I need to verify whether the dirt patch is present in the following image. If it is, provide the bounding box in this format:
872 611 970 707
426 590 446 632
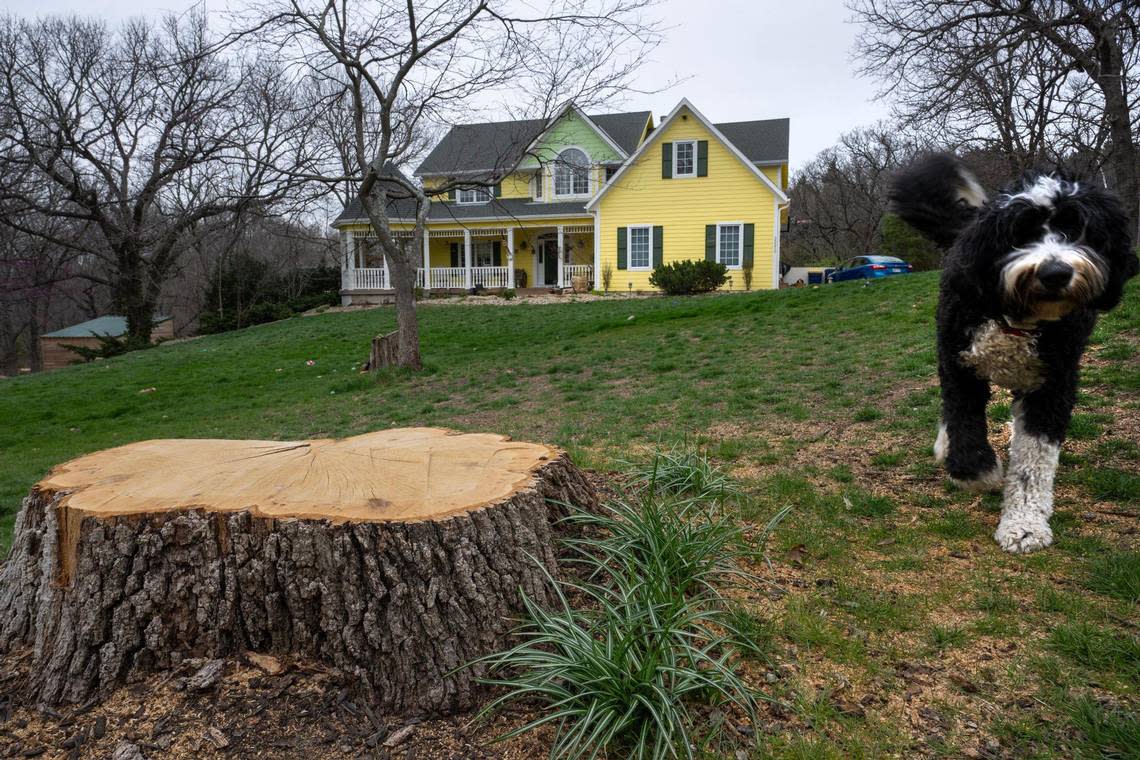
0 651 549 760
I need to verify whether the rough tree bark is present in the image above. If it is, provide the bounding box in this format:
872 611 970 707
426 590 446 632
0 428 597 713
369 329 400 370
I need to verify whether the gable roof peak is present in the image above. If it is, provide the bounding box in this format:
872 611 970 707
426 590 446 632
585 98 789 210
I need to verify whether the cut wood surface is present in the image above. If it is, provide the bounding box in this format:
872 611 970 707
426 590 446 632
0 427 597 713
42 427 560 521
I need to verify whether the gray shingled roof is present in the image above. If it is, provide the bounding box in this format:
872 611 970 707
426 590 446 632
43 314 171 338
588 112 652 155
414 111 652 176
334 197 588 225
713 119 789 164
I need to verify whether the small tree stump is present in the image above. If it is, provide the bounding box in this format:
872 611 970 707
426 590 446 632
369 329 399 370
0 428 596 712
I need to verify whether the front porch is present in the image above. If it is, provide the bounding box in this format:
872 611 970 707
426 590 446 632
341 224 594 303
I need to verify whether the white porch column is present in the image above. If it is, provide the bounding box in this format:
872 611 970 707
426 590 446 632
422 232 431 292
464 229 473 290
341 231 353 291
506 228 516 288
556 225 565 288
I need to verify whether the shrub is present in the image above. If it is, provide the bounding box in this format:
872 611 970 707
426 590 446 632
198 254 340 334
880 213 941 271
649 260 728 295
61 333 156 362
742 265 754 291
501 288 517 300
601 261 614 291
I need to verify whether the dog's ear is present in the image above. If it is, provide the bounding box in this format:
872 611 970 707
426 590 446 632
1082 189 1139 311
951 203 1011 305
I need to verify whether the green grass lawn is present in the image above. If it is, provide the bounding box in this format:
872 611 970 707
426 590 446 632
2 272 1137 758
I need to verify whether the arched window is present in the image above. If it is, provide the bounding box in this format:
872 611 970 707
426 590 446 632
554 148 590 196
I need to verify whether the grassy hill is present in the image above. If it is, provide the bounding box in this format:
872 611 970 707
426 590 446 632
2 273 1137 757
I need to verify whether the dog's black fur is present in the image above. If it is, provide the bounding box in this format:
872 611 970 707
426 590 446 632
891 154 1138 487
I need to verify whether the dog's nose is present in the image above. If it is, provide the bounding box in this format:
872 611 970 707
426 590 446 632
1037 259 1073 289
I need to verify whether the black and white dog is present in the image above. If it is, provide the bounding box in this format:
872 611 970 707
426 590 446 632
890 154 1138 554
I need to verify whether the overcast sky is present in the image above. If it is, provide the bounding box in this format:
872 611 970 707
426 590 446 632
0 0 892 172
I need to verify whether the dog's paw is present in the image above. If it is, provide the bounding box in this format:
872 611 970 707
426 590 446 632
994 513 1053 554
951 462 1004 493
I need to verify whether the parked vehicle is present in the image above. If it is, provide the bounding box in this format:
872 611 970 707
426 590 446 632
826 255 912 282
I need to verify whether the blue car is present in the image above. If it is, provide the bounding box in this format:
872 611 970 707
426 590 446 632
827 255 912 283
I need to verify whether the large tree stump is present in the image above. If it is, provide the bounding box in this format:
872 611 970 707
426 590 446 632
0 427 596 713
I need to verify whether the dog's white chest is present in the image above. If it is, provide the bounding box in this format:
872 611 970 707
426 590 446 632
958 320 1046 392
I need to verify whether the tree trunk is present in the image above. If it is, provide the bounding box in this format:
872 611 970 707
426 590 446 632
0 303 20 376
115 249 156 346
1097 68 1140 240
389 254 422 370
25 309 42 373
0 428 597 713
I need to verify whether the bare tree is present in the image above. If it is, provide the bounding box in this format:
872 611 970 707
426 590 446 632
242 0 662 370
0 12 316 344
850 0 1140 235
787 124 928 265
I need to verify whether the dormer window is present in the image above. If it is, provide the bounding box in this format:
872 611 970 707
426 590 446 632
457 187 492 204
554 148 590 196
673 141 696 177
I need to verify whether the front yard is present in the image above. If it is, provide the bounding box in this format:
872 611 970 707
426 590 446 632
1 272 1136 757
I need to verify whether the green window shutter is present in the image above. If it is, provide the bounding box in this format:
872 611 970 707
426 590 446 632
617 227 628 270
450 243 459 267
448 188 456 201
661 142 673 179
697 141 708 177
705 225 717 262
492 241 502 266
652 226 663 268
742 224 755 267
493 182 502 198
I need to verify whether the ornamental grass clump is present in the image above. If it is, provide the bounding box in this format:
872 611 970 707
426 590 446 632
471 491 768 760
625 446 741 503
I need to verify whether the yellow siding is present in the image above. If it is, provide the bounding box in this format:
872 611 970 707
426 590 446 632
500 171 534 198
596 106 782 291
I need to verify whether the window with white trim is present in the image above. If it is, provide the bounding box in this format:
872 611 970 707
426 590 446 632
457 187 491 204
628 226 651 270
717 223 742 268
474 241 494 267
674 141 696 177
554 148 590 196
532 172 543 199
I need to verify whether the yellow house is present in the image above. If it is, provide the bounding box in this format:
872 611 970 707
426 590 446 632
332 99 788 302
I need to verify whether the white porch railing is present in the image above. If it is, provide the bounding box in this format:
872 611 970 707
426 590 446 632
427 267 467 289
563 264 593 285
471 266 511 288
350 265 519 291
353 268 389 290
